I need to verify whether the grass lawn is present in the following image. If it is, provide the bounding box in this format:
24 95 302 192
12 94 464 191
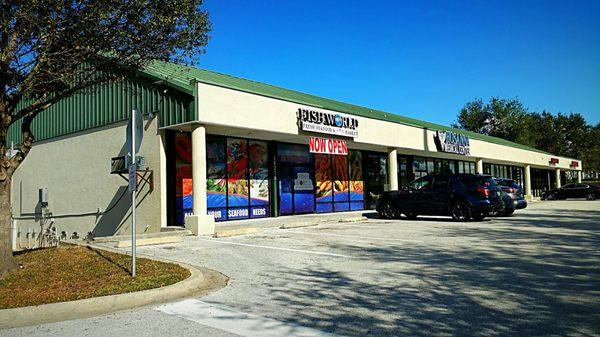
0 245 190 309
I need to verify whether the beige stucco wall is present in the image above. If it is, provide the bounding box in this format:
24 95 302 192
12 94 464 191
10 117 163 249
197 82 581 170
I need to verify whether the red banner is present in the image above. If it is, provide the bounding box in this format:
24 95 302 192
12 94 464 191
309 137 348 155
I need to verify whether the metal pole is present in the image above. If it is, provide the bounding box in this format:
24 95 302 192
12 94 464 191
131 110 137 277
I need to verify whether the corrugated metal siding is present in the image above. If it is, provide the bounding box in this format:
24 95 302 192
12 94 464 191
6 79 194 145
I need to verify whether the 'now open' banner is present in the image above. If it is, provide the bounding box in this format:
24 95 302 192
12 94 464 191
309 136 348 155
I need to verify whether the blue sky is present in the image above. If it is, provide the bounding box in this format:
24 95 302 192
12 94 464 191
199 0 600 126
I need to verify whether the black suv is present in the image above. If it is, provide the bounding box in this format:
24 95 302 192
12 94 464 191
377 174 504 221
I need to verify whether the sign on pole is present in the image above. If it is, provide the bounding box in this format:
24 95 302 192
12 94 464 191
128 164 137 192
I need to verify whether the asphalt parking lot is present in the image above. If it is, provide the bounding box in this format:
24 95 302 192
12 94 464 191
5 200 600 337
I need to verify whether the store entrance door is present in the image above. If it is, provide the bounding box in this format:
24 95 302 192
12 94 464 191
278 163 315 215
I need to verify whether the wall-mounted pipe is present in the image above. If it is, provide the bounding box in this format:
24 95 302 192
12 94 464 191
11 219 17 251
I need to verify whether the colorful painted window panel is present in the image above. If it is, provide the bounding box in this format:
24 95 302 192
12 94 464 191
249 141 269 206
315 154 333 203
349 151 364 202
334 202 350 212
227 138 249 207
333 155 349 202
206 137 227 209
175 134 193 224
316 202 334 213
293 166 315 213
277 143 311 164
350 201 364 211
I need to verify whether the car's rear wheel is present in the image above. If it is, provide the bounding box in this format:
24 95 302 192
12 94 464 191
502 208 515 216
378 200 399 219
450 201 471 222
547 193 556 200
586 193 596 201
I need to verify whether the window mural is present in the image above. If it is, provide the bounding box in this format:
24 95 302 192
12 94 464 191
315 154 333 213
349 150 364 210
205 136 270 221
249 141 270 218
206 136 227 221
314 150 364 213
226 138 249 219
175 133 193 225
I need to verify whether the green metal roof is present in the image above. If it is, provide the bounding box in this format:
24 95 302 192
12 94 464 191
143 61 550 155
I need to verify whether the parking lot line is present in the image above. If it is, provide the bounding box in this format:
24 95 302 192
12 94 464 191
289 230 424 243
196 238 352 258
156 299 344 337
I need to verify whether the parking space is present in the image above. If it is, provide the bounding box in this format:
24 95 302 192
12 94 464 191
5 200 600 337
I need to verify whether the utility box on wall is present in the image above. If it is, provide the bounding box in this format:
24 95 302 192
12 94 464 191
39 187 49 208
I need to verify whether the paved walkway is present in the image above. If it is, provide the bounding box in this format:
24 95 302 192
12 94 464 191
4 200 600 337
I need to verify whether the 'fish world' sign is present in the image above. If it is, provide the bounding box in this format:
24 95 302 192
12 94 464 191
435 130 470 156
297 108 358 138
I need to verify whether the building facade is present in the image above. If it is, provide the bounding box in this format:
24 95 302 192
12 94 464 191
7 62 583 244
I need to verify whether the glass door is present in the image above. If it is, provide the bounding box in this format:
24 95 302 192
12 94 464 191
364 152 387 209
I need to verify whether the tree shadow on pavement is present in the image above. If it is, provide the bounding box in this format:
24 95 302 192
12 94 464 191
261 208 600 337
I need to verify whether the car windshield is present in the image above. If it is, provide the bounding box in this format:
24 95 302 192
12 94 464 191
460 176 497 189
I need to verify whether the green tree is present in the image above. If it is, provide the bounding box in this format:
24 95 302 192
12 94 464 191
453 97 530 142
0 0 211 275
581 123 600 173
455 98 600 174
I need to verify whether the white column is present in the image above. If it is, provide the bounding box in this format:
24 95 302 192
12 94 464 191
192 125 207 216
524 164 532 199
577 171 582 183
159 131 168 228
476 158 484 174
555 168 561 188
186 125 215 235
387 148 398 191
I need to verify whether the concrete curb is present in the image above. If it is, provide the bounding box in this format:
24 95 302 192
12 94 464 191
0 244 228 330
280 222 318 229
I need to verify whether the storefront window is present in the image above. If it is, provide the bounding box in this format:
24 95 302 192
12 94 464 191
315 154 333 213
398 156 410 188
483 163 525 187
413 157 427 179
193 136 271 222
227 139 249 219
277 143 315 215
349 151 365 210
249 141 270 218
175 133 194 225
365 153 387 209
315 150 364 213
206 136 227 221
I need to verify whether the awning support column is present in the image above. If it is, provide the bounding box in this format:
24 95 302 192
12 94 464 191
387 148 398 191
555 168 561 188
524 164 532 200
476 158 484 174
185 124 215 235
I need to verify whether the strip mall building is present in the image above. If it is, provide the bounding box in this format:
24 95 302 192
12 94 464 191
7 62 583 241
